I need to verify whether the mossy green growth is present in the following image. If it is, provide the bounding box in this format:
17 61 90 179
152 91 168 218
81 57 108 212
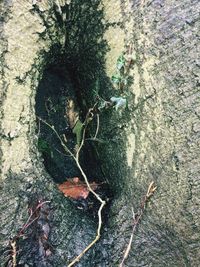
38 137 51 155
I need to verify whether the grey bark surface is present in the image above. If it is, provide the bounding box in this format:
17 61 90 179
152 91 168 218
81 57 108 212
98 1 200 266
0 0 200 267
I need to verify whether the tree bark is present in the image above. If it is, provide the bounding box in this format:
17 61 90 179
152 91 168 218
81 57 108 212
0 1 96 266
99 1 200 266
0 0 200 266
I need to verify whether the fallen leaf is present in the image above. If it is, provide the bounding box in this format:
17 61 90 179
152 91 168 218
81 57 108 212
58 177 98 200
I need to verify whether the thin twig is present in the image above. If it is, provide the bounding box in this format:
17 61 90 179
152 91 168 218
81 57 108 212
85 137 107 144
17 201 50 238
8 200 50 267
119 181 157 267
119 208 135 266
37 117 75 159
68 111 106 266
37 111 106 267
17 209 33 237
94 114 100 139
54 147 72 157
37 118 41 136
10 239 17 267
67 200 105 267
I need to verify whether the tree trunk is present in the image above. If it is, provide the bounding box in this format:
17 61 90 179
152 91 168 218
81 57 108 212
0 0 199 267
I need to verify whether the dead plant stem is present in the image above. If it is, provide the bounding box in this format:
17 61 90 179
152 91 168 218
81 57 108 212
69 114 106 266
37 117 75 159
94 114 100 139
8 200 50 267
119 181 156 267
10 239 17 267
37 112 106 267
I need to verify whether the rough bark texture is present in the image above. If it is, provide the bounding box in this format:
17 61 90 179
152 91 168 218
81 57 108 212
0 0 200 267
98 0 200 266
0 1 97 266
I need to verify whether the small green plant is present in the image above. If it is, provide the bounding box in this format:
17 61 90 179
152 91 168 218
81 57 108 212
93 51 133 113
111 53 131 92
112 55 125 91
36 44 134 267
38 137 51 155
116 54 126 70
110 48 134 111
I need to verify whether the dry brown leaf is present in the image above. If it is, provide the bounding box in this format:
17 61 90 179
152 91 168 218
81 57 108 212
58 177 98 200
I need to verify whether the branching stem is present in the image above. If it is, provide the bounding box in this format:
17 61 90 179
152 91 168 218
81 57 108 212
37 117 75 159
37 109 106 267
119 182 157 267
